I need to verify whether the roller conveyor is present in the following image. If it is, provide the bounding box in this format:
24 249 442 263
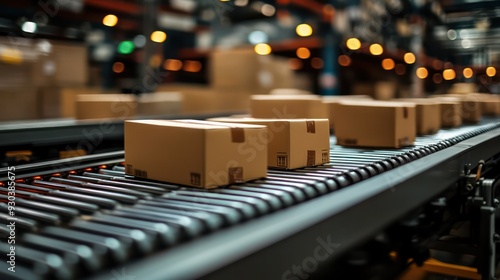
0 118 499 279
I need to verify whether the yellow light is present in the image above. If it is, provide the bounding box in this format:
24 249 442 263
338 55 351 67
296 47 310 59
486 66 496 77
0 48 23 64
112 62 125 73
288 58 302 70
183 60 202 72
296 24 313 37
463 67 473 78
395 64 406 75
369 44 383 55
443 69 456 80
103 14 118 27
433 73 443 84
164 59 183 71
311 57 324 69
381 58 395 70
254 43 272 55
403 52 416 64
416 67 428 79
346 38 361 50
151 31 167 43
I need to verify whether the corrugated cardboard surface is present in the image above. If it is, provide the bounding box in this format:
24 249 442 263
125 120 267 188
208 118 330 169
333 101 416 148
396 98 441 135
251 95 329 119
76 94 136 120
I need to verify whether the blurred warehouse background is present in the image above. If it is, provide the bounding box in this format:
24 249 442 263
0 0 498 122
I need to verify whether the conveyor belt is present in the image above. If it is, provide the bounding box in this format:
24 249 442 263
0 119 499 279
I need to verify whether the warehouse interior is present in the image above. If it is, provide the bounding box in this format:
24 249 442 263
0 0 500 279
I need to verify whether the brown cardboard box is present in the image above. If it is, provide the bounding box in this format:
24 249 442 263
125 119 267 188
0 86 39 121
469 94 500 116
75 94 136 120
51 42 88 86
63 88 106 118
396 98 441 135
269 88 313 95
460 98 481 123
333 101 416 148
136 92 182 116
431 97 464 127
156 84 251 114
208 118 330 169
251 95 329 119
479 99 500 116
210 48 295 93
322 95 373 129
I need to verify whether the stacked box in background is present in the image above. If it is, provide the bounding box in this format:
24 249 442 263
76 94 136 120
396 98 441 135
251 95 329 119
333 101 416 148
0 86 39 121
136 92 183 116
322 95 373 129
208 118 330 169
125 120 267 188
210 48 311 94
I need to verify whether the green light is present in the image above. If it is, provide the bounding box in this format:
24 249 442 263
117 41 134 54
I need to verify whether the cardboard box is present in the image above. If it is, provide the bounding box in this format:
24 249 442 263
460 98 481 123
75 94 136 120
136 92 182 116
208 118 330 169
156 84 251 114
479 99 500 116
322 95 373 129
396 98 441 135
269 88 313 95
39 86 103 119
251 95 329 119
210 48 296 93
125 119 267 188
333 101 416 148
51 42 88 86
431 97 463 127
0 86 39 121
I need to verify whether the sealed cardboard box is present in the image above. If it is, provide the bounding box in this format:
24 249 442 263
76 94 136 120
136 92 182 116
125 120 267 188
39 86 103 118
460 98 481 123
431 97 463 127
210 48 295 93
208 118 330 169
471 94 500 116
333 101 416 148
322 95 373 129
396 98 441 135
251 95 328 119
